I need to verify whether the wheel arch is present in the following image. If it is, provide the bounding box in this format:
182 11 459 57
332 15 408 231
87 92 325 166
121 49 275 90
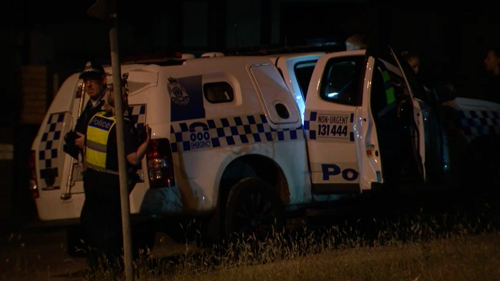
218 154 290 209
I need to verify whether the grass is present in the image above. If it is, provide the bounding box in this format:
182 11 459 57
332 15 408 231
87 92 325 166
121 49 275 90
1 208 500 281
169 234 499 281
133 209 500 281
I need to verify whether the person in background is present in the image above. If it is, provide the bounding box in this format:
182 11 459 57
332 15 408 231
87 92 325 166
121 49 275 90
345 34 368 51
401 50 436 99
484 47 500 76
401 51 420 74
81 86 150 274
482 47 500 104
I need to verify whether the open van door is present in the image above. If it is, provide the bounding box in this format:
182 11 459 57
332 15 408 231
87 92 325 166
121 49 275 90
304 47 426 196
387 47 426 182
304 50 372 194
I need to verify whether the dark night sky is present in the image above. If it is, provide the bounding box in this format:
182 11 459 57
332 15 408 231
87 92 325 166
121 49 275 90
4 0 500 99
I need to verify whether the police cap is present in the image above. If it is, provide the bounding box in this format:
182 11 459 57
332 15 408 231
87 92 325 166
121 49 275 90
79 61 106 80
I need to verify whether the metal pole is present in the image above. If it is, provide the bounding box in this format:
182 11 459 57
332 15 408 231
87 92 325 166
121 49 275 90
108 1 134 279
62 83 86 200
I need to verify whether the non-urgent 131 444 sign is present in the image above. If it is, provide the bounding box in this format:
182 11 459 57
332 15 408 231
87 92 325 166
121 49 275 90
305 112 354 143
317 114 349 137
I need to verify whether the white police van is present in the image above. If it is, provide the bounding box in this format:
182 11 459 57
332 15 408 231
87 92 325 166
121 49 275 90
271 48 500 193
29 46 500 252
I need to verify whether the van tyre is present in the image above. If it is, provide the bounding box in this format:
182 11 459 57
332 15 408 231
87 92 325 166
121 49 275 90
224 178 284 243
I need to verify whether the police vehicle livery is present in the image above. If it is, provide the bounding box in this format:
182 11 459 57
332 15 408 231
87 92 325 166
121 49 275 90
30 47 500 251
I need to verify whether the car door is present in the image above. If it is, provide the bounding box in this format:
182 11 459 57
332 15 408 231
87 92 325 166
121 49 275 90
387 47 426 182
304 48 427 195
304 50 374 194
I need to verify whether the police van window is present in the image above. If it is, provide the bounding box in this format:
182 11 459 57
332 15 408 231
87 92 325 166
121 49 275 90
294 60 317 99
203 82 234 103
319 56 364 106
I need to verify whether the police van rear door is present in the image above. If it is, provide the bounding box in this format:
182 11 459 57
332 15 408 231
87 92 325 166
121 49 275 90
304 50 378 194
249 63 300 125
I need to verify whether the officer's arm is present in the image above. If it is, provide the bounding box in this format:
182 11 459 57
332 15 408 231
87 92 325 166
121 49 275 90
126 124 150 166
74 132 85 149
74 106 89 133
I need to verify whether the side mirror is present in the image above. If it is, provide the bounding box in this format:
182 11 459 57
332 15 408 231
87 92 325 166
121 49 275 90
433 81 457 103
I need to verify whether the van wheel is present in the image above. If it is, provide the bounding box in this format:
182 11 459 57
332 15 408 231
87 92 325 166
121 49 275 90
224 178 284 243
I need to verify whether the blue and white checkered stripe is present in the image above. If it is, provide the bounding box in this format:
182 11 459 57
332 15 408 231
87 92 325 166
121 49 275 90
129 104 146 181
304 111 355 142
38 112 66 190
170 114 303 152
129 104 146 133
459 110 500 142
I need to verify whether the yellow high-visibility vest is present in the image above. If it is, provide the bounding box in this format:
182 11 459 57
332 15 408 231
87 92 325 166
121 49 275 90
377 63 395 105
85 112 118 175
376 63 397 119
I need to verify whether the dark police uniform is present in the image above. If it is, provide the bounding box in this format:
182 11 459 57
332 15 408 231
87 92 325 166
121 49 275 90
64 61 107 159
74 92 105 135
75 61 107 136
82 111 138 270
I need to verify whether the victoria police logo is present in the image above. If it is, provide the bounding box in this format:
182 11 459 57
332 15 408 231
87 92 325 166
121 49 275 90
167 77 190 106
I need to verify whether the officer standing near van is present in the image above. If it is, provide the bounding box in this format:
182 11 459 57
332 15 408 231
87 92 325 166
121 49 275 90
81 86 150 272
65 61 107 157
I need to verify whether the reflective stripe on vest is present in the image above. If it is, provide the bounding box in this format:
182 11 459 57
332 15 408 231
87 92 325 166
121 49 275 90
85 112 118 175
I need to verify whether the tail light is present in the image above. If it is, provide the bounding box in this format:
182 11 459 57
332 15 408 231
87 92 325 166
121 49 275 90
146 138 175 188
28 150 39 198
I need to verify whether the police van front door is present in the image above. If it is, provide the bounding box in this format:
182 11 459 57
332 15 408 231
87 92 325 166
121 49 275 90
388 47 426 182
304 50 373 194
367 48 427 187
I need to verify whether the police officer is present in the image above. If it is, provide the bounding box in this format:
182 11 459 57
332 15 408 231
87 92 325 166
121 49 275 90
64 61 107 159
81 86 150 272
74 61 108 151
482 47 500 104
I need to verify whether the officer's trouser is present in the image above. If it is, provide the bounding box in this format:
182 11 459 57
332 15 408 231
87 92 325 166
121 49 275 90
81 169 123 271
